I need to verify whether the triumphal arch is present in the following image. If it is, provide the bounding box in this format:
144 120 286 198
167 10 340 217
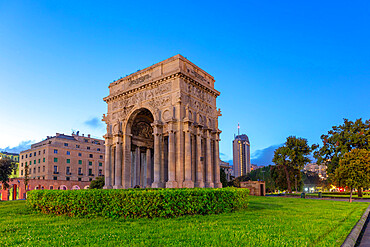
102 55 222 189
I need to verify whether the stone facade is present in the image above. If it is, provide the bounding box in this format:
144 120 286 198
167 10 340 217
19 133 105 182
103 54 222 188
0 178 91 201
240 181 265 196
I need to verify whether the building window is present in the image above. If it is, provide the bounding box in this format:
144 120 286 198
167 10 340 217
64 143 68 147
67 159 70 164
22 155 24 159
99 169 102 176
89 154 93 158
78 153 82 157
54 166 58 174
99 162 102 167
100 155 103 159
78 167 82 175
38 151 41 155
43 158 45 162
54 149 58 154
78 160 82 165
34 160 36 164
38 159 40 163
53 177 57 181
67 151 70 155
38 167 40 173
26 154 28 158
89 161 92 166
25 161 27 166
43 149 45 154
50 185 53 189
76 145 80 148
78 178 81 181
89 169 92 176
54 158 58 162
85 139 88 143
43 166 45 172
87 147 90 150
33 167 36 173
21 163 23 167
30 153 32 157
29 168 31 174
66 177 70 181
97 148 101 151
21 170 23 176
66 166 71 175
89 178 92 181
34 152 36 156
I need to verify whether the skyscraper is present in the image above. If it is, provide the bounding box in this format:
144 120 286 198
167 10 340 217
232 126 251 178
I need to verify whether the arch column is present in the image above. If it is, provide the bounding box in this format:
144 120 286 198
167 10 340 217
214 131 222 188
151 122 162 188
205 129 214 188
195 125 205 188
166 121 178 188
103 134 113 189
122 133 131 189
183 120 194 188
113 132 123 189
146 148 152 187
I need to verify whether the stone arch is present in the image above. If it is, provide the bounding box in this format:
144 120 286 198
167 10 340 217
72 185 80 190
84 185 89 189
60 185 67 190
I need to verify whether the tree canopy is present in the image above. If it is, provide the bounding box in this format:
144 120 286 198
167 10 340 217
90 176 105 189
272 136 311 193
0 158 16 189
313 118 370 180
335 149 370 202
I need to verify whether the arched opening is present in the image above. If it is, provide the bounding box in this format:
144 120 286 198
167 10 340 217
128 108 155 188
72 185 80 190
60 185 67 190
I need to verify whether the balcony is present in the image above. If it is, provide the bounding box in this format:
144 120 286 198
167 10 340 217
53 171 59 174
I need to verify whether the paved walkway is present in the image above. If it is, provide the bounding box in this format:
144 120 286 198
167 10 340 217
359 213 370 247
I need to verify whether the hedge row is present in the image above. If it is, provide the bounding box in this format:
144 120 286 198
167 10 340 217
27 188 249 218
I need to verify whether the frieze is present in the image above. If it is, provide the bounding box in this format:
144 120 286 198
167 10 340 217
111 82 172 110
185 83 214 104
128 74 151 87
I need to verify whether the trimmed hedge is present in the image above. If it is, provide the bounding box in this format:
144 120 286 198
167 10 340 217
27 188 249 218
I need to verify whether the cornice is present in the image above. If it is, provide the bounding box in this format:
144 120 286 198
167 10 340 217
103 71 220 103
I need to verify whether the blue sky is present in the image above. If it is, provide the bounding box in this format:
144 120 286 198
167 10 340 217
1 1 369 165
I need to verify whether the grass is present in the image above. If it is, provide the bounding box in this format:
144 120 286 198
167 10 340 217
285 193 370 199
0 196 368 246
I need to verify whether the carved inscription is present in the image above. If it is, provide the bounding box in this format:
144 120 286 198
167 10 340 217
129 74 151 86
186 84 213 104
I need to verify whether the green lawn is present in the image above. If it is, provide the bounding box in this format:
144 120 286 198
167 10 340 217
0 196 368 246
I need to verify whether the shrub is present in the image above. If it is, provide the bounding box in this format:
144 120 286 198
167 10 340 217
27 188 249 218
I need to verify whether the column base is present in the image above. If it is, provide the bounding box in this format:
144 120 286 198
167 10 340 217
183 180 194 188
205 182 214 188
151 182 161 188
214 182 223 188
113 185 123 189
166 181 178 188
103 185 113 189
195 181 205 188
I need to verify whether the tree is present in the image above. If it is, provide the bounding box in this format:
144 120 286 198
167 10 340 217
0 158 16 189
90 176 105 189
272 136 311 193
220 168 228 187
334 149 370 202
313 118 370 196
249 165 276 192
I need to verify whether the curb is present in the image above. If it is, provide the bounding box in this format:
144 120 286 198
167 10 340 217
341 204 370 247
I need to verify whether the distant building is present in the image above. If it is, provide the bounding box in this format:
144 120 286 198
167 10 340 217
232 134 251 178
220 160 232 181
251 164 263 171
303 163 327 180
0 151 20 178
19 133 105 182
